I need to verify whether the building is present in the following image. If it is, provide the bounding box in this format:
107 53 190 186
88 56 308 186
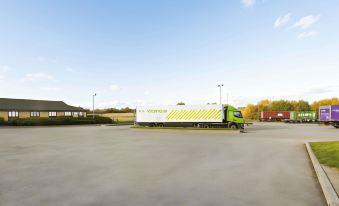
0 98 87 121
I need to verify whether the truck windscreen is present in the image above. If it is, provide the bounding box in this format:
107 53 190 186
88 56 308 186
233 111 243 118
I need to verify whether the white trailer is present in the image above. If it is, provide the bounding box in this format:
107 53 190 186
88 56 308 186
136 104 244 128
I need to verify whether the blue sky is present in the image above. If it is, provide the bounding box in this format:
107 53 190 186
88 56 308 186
0 0 338 108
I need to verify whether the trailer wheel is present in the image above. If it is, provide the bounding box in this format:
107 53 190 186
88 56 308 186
193 123 199 128
158 123 164 127
149 123 155 127
203 124 210 128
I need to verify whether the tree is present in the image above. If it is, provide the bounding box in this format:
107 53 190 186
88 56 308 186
177 102 185 105
311 98 339 112
242 104 258 119
292 100 311 111
270 100 294 111
257 99 270 111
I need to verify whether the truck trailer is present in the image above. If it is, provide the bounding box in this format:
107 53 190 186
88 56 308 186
136 104 244 129
319 105 339 128
260 111 290 121
286 111 317 123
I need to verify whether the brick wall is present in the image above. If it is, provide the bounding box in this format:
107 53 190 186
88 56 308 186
0 111 8 121
40 112 49 118
19 112 30 118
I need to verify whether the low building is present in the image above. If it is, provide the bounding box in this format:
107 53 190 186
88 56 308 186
0 98 87 121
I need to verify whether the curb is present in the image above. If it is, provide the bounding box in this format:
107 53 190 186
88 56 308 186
305 142 339 206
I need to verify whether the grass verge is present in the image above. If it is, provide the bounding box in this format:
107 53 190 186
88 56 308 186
310 141 339 169
98 113 134 122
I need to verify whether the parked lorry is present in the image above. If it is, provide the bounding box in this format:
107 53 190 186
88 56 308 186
319 105 339 128
136 104 245 129
260 111 290 121
286 111 317 123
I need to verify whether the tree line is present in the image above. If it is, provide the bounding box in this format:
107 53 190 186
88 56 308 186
242 98 339 120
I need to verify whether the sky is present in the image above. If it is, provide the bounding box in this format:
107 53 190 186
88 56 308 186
0 0 338 109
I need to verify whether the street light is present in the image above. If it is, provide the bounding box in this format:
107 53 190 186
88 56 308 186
92 93 97 120
217 84 224 105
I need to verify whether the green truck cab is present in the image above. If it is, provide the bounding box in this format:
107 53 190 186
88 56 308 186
225 105 245 129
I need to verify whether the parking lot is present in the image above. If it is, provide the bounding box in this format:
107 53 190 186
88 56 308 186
1 123 339 206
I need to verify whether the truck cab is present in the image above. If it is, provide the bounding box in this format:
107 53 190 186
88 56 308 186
225 105 245 129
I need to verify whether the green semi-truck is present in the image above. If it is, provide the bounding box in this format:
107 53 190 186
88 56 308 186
136 104 245 129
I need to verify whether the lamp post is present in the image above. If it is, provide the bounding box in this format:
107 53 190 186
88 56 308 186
217 84 224 104
92 93 97 120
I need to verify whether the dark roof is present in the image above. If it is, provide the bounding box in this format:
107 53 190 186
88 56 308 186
0 98 86 111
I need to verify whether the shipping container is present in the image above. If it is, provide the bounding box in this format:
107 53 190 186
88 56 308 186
260 111 290 121
289 111 317 122
319 105 339 128
331 105 339 121
319 106 331 122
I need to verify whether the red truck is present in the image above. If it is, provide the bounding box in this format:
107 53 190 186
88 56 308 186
260 111 290 121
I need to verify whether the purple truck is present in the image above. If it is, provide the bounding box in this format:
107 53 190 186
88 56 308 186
319 105 339 128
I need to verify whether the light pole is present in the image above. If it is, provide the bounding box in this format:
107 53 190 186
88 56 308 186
217 84 224 104
92 93 97 119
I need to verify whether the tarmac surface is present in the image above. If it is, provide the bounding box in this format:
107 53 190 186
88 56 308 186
1 122 339 206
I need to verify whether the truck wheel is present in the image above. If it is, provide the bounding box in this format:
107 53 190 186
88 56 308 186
149 123 155 127
229 123 238 129
203 125 210 128
158 123 164 127
333 123 339 128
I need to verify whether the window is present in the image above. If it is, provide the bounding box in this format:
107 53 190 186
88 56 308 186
79 112 83 117
30 112 40 117
73 112 79 117
233 111 243 118
8 111 19 118
65 112 72 117
48 112 57 117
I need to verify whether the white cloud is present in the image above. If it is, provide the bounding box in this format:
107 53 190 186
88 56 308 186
241 0 256 7
23 73 54 82
144 90 150 95
297 31 319 39
274 13 291 28
293 15 320 29
109 84 120 92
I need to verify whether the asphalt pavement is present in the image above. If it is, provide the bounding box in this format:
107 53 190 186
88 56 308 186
1 123 339 206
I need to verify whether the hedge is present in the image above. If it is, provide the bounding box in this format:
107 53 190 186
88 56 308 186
0 117 5 126
6 116 113 126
